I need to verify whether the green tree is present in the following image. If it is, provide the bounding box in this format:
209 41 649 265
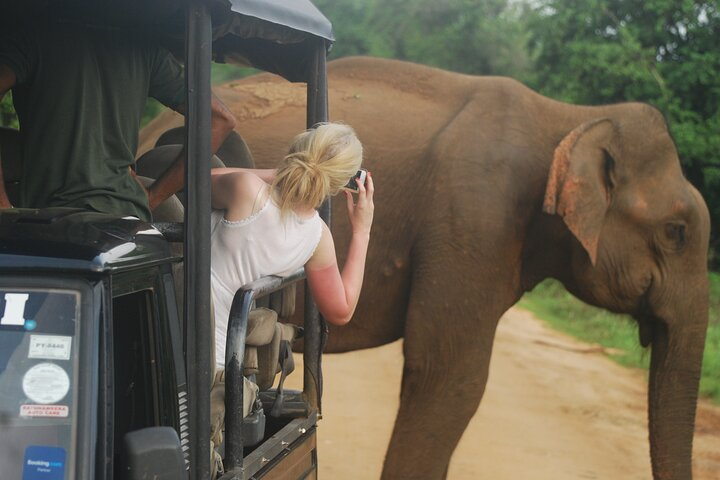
524 0 720 260
1 93 18 128
315 0 530 76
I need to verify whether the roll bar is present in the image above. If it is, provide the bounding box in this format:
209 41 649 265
184 3 214 477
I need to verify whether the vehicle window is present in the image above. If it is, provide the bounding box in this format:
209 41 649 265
112 289 159 473
0 289 80 480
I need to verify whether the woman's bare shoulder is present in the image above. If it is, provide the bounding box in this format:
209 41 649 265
214 170 269 221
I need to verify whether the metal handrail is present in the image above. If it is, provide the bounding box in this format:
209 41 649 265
223 268 309 473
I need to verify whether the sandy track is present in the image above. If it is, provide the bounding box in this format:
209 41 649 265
287 307 720 479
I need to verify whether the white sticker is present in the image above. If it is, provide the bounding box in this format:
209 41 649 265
22 363 70 404
1 293 29 326
20 404 69 418
28 335 72 361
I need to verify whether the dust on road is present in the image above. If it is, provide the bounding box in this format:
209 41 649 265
288 307 720 479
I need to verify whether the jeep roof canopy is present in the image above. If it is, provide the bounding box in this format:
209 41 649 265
5 0 334 81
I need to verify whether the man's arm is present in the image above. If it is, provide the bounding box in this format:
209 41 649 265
0 64 17 209
147 93 237 210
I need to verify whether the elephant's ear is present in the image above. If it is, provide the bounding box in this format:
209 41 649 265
543 118 618 266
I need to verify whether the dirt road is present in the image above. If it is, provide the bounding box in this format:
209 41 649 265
288 307 720 479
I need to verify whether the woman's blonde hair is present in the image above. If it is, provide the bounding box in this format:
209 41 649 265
271 122 363 215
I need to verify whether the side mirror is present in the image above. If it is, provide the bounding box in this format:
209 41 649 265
123 426 186 480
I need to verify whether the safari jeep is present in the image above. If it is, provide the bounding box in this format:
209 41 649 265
0 1 334 478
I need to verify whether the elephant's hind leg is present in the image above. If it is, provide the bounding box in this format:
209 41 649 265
381 291 503 480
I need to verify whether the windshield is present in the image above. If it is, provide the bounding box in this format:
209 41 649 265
0 288 80 479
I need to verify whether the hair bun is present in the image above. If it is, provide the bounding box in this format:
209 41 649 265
272 122 363 215
287 152 323 179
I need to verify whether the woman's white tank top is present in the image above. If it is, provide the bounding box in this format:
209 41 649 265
210 196 323 366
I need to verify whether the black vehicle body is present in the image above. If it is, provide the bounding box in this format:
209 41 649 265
0 1 333 479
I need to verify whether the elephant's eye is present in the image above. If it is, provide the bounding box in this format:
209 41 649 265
664 222 687 251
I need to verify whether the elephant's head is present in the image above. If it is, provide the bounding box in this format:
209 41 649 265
543 108 710 479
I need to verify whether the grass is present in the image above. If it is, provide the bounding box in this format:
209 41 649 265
519 274 720 404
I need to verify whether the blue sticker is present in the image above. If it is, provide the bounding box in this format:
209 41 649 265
23 446 66 480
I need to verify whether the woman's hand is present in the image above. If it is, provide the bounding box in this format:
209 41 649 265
306 171 374 326
345 171 374 236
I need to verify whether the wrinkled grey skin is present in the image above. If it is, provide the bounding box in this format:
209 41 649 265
141 57 710 479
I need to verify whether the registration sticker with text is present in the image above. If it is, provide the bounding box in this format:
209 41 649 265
20 405 69 418
28 335 72 361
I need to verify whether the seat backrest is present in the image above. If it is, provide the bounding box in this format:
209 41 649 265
135 145 226 208
241 308 299 391
269 284 297 319
154 126 255 169
0 127 22 205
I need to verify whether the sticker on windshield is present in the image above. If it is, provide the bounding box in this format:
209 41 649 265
28 335 72 361
20 405 69 418
23 445 66 480
22 363 70 404
1 292 29 326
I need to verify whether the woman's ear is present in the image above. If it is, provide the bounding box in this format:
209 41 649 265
543 118 618 265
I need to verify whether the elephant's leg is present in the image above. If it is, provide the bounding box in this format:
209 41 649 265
381 287 504 480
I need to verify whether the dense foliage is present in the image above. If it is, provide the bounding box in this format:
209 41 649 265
314 0 530 77
524 0 720 261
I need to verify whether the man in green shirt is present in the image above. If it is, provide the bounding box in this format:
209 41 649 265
0 16 236 221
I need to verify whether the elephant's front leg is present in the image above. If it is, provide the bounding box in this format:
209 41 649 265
381 288 503 480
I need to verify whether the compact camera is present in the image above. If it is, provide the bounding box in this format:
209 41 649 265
342 168 368 193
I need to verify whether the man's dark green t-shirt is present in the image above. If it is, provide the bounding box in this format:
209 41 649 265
0 19 185 221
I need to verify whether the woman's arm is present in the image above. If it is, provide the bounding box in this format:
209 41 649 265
305 173 374 325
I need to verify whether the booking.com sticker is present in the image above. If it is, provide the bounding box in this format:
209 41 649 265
23 446 66 480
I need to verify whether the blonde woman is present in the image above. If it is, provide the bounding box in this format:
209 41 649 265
209 123 374 367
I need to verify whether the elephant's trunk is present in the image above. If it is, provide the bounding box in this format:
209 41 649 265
648 281 708 479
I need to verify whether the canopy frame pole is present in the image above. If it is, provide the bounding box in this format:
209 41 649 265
303 39 330 413
184 2 213 478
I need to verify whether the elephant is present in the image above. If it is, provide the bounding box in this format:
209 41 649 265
138 56 711 480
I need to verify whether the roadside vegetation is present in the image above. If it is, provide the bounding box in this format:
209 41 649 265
520 274 720 404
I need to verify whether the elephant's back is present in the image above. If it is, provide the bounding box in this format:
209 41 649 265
328 56 477 96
